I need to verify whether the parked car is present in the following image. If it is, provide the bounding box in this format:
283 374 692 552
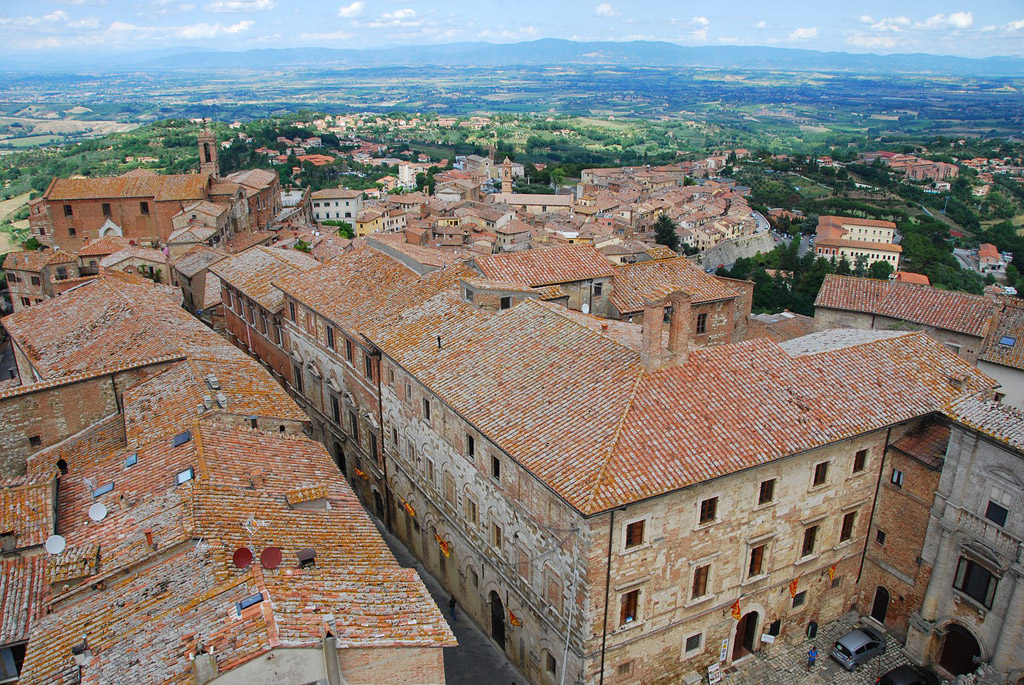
831 626 886 670
876 665 939 685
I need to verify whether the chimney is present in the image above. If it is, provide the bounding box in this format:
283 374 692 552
249 468 265 487
192 649 219 685
667 293 692 366
640 292 691 370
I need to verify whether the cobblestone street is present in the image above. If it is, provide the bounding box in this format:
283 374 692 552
721 613 928 685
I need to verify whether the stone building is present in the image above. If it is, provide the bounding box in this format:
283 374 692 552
813 215 903 271
172 244 229 328
905 398 1024 684
311 188 364 224
2 248 80 313
0 273 454 683
247 242 995 685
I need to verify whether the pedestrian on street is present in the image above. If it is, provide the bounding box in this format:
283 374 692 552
807 645 818 671
448 595 457 622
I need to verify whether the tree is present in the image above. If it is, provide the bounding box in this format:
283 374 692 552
868 260 894 280
653 215 679 251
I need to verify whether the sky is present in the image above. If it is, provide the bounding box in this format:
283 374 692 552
1 0 1022 58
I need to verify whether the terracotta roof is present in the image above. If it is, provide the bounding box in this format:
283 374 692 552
176 199 227 218
77 235 132 258
745 311 816 343
0 478 55 550
947 395 1024 452
891 421 950 469
225 168 278 191
978 243 1000 259
814 275 997 337
98 245 168 268
210 245 319 312
818 215 897 230
475 244 615 287
173 245 228 278
609 257 740 314
815 237 902 253
894 272 930 286
979 301 1024 371
312 188 364 200
45 174 210 202
490 193 573 206
0 556 47 645
2 249 77 272
167 224 218 244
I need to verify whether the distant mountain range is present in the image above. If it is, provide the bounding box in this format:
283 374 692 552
5 39 1024 76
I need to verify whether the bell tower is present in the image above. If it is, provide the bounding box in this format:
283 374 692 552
500 157 513 194
198 129 219 178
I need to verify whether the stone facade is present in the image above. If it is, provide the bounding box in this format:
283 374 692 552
814 308 986 364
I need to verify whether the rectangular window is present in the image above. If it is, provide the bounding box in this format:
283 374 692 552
802 526 818 557
326 326 335 349
696 312 708 334
364 354 373 379
56 267 67 280
593 281 603 296
986 500 1009 527
102 202 111 217
691 564 709 599
68 227 76 237
619 589 639 626
500 295 512 310
748 544 766 577
444 474 456 504
891 468 905 488
31 276 40 286
63 204 73 217
466 498 478 527
348 411 359 444
467 434 475 457
426 459 435 484
491 522 503 550
853 449 867 473
813 461 829 486
685 633 702 653
345 339 353 362
140 201 149 215
369 433 378 463
330 395 340 424
289 301 296 321
840 511 857 542
422 398 431 421
792 591 806 608
954 557 997 608
876 529 887 545
292 363 303 393
625 520 645 549
758 479 775 505
490 455 501 482
698 497 717 525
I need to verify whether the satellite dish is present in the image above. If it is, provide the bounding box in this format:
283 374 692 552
581 302 591 314
88 503 108 522
260 546 282 570
45 535 66 555
232 547 253 569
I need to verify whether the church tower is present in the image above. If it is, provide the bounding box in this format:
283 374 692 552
500 157 513 194
198 129 219 178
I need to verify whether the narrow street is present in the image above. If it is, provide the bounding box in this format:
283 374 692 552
372 518 530 685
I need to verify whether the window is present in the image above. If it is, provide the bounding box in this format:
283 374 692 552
617 661 633 677
891 468 905 488
490 456 501 482
876 529 886 545
330 395 340 424
56 267 67 280
696 312 708 334
28 435 41 448
625 520 645 549
466 434 475 457
500 295 512 310
748 544 766 577
491 522 503 550
801 525 818 557
812 461 829 487
369 433 378 462
102 202 111 217
684 633 703 653
444 474 456 503
545 652 557 676
292 364 303 393
954 557 998 608
0 644 22 681
593 281 603 297
63 204 73 217
619 589 640 626
176 467 194 485
364 353 375 379
289 301 296 321
758 479 775 505
853 449 868 473
466 498 478 527
792 591 807 608
422 398 431 421
840 511 857 542
139 201 150 215
985 487 1012 527
30 276 40 286
348 411 359 444
691 564 709 599
698 497 717 525
345 339 353 362
326 326 335 349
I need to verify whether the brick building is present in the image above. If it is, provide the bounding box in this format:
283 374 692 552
0 274 455 683
2 248 80 313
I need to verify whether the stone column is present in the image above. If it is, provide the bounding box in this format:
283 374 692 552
990 568 1024 674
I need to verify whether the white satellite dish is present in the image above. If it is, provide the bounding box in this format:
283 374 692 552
582 302 591 314
45 535 66 555
88 503 108 522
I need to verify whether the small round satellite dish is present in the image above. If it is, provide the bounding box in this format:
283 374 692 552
232 547 253 569
260 546 282 570
88 503 108 522
581 302 591 314
45 535 66 555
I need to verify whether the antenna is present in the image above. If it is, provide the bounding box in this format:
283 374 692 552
45 535 66 555
88 503 108 522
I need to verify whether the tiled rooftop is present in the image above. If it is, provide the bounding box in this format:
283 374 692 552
2 249 78 272
979 301 1024 371
745 311 816 343
891 421 950 469
210 245 319 312
172 245 229 279
814 274 997 337
609 256 740 314
45 173 210 202
474 244 615 286
947 395 1024 452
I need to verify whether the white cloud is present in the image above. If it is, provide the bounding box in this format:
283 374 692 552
755 20 766 29
870 16 910 32
337 1 364 18
177 19 253 38
1005 19 1024 31
948 11 973 29
595 3 619 18
788 26 818 40
920 12 973 30
857 15 874 24
692 16 709 27
204 0 275 12
381 8 415 20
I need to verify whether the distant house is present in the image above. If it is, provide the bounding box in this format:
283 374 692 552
813 215 902 272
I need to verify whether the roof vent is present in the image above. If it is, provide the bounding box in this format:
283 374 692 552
214 392 228 408
203 396 214 411
205 375 221 390
236 593 264 613
297 548 316 568
172 430 193 447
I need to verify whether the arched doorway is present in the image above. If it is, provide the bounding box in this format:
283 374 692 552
732 611 759 661
332 442 346 476
939 623 980 676
870 586 890 624
490 591 506 650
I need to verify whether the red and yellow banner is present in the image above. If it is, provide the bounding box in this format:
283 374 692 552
435 533 451 558
354 468 368 480
403 501 415 517
829 564 837 582
730 599 741 620
509 609 522 627
790 578 800 598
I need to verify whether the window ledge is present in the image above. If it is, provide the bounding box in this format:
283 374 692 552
684 593 716 609
952 590 989 616
614 619 644 634
621 542 652 556
795 553 819 567
741 573 769 588
694 520 719 532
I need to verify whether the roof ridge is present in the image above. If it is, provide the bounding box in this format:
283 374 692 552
580 370 645 514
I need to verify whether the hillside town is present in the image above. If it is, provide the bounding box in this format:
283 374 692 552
1 124 1023 685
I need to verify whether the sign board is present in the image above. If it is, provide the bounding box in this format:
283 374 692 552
707 663 722 684
761 634 776 644
719 638 729 662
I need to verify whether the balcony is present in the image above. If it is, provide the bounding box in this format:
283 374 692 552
955 507 1023 563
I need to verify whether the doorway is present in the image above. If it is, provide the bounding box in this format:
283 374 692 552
870 586 890 624
490 591 506 650
939 624 980 676
732 611 759 661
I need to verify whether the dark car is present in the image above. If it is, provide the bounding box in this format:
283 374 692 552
831 625 886 670
876 665 939 685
